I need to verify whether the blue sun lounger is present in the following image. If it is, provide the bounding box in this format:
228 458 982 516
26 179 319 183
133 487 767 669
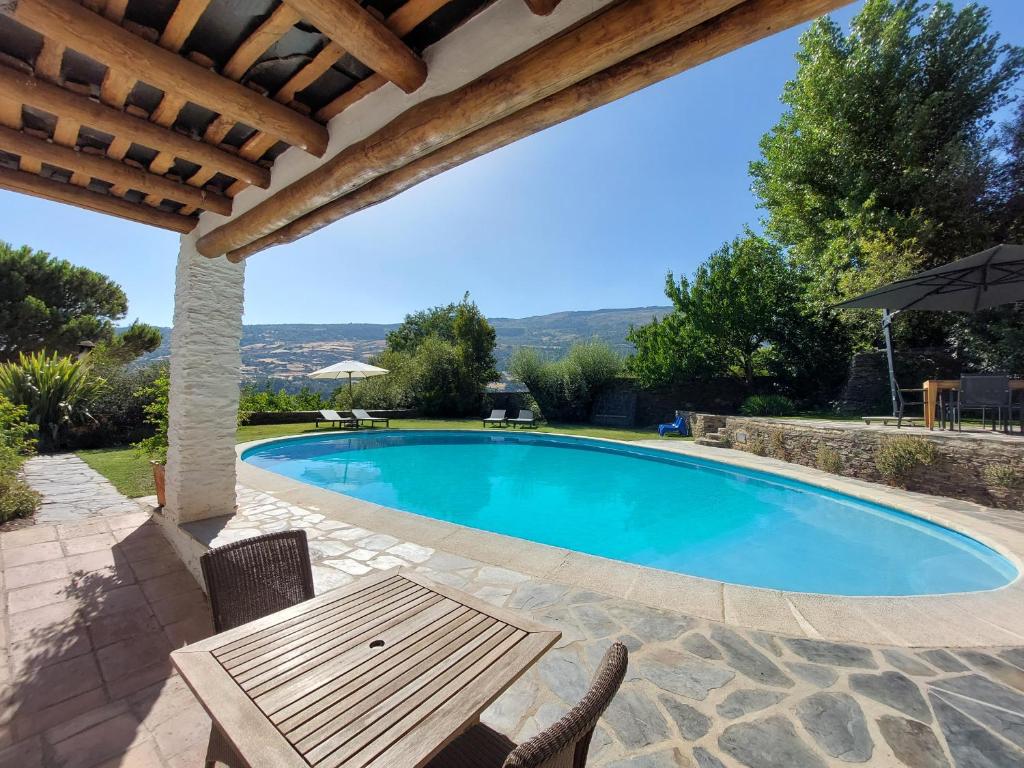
658 415 689 437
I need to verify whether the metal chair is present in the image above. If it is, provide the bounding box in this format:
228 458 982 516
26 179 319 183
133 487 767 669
895 386 927 428
199 530 315 767
428 643 628 768
954 375 1012 432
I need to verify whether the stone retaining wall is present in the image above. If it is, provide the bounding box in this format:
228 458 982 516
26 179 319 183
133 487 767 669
692 414 1024 510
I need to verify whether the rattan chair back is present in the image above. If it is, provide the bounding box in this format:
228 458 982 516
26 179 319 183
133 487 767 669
504 643 628 768
200 530 315 632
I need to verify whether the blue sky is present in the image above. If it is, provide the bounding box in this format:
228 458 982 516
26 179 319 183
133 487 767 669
2 0 1022 326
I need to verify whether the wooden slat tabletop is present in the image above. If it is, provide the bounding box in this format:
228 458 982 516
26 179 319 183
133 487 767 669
172 570 560 768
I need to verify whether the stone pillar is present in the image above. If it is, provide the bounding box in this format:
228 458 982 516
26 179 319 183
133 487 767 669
165 233 246 525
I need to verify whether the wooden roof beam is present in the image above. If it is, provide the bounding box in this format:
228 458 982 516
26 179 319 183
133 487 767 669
0 65 271 188
523 0 562 16
6 0 329 155
198 0 750 256
0 165 197 233
227 0 854 261
282 0 427 94
0 124 232 215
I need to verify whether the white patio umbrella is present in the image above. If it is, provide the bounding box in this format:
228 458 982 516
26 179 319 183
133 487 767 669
308 359 389 401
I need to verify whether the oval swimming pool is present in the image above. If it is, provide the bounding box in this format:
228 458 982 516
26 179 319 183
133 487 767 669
242 431 1017 596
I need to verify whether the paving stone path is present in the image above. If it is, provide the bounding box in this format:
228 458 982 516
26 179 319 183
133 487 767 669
4 456 1024 767
22 455 144 524
204 486 1024 768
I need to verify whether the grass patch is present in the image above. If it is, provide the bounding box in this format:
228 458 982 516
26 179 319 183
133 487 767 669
78 418 675 497
76 446 155 498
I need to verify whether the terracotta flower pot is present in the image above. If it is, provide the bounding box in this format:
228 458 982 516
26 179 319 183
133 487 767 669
151 461 166 507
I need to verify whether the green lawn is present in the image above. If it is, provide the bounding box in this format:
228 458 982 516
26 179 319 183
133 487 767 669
76 446 157 499
77 418 678 498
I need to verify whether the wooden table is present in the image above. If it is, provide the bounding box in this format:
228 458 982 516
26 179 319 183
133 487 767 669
172 571 560 768
922 379 1024 430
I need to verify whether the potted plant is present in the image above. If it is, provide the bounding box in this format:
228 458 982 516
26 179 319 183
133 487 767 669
134 371 169 506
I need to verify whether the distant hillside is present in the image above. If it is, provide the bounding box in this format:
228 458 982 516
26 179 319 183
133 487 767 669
139 306 670 386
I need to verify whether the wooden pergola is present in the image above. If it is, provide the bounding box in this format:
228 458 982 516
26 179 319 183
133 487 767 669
0 0 852 535
0 0 850 256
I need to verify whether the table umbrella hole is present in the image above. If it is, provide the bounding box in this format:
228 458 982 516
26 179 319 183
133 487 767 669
370 639 386 649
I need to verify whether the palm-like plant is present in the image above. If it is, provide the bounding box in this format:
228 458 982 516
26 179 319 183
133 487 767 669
0 351 105 450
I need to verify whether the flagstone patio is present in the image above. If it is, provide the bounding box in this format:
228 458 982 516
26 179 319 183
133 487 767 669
3 455 1024 767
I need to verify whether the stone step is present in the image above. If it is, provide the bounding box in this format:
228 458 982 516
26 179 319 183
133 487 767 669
696 434 727 447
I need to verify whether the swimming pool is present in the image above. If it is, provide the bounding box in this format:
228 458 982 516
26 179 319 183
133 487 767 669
242 431 1017 596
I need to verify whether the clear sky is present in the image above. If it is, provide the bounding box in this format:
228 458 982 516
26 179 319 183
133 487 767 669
1 0 1022 327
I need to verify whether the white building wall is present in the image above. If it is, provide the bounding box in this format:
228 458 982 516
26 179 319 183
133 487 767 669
165 233 246 524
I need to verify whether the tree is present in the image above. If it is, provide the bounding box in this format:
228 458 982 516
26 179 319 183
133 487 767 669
90 321 162 366
0 242 131 360
509 341 622 422
750 0 1023 348
382 293 498 415
628 233 807 389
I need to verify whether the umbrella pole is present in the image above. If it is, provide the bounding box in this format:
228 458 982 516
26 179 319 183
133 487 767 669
348 373 353 405
882 309 900 417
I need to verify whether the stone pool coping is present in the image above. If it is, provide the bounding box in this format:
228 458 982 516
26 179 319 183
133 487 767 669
234 430 1024 647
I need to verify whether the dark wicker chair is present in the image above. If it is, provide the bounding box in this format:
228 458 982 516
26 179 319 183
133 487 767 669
428 643 628 768
199 530 315 767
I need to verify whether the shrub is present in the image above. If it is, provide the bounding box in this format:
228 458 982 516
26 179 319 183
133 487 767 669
0 394 39 522
875 436 936 486
0 351 105 450
0 473 39 522
816 445 842 474
740 394 795 417
983 464 1023 490
134 372 169 463
71 361 165 448
508 341 622 422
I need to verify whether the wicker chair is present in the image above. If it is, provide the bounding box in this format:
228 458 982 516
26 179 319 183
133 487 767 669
428 643 628 768
199 530 315 767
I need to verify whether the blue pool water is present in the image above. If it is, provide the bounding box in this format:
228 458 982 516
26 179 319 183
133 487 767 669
243 431 1017 596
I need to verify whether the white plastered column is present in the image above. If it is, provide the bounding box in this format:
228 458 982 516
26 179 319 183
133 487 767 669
164 232 245 525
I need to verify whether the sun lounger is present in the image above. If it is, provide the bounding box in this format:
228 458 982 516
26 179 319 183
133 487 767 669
658 415 689 437
352 408 389 428
483 409 506 427
315 409 354 429
508 409 536 428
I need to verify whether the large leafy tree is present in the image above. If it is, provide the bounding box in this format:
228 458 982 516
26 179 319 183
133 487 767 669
750 0 1023 348
628 233 818 389
381 294 498 415
1 242 130 360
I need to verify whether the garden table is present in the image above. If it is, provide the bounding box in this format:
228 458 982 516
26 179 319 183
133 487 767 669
922 379 1024 430
172 570 560 768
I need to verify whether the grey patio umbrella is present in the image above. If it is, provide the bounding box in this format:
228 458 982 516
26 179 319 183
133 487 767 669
308 359 389 400
834 244 1024 415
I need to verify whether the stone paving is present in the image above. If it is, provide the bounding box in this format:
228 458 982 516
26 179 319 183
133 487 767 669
0 516 214 766
189 486 1024 768
5 457 1024 767
22 456 145 525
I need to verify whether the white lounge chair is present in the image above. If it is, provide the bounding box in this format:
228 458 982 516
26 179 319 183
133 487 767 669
315 409 355 429
352 408 389 428
483 409 506 427
508 409 537 428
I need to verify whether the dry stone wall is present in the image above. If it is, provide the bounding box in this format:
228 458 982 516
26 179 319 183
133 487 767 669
691 414 1024 510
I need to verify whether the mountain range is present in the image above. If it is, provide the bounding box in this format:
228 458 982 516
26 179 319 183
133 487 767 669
140 306 670 386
